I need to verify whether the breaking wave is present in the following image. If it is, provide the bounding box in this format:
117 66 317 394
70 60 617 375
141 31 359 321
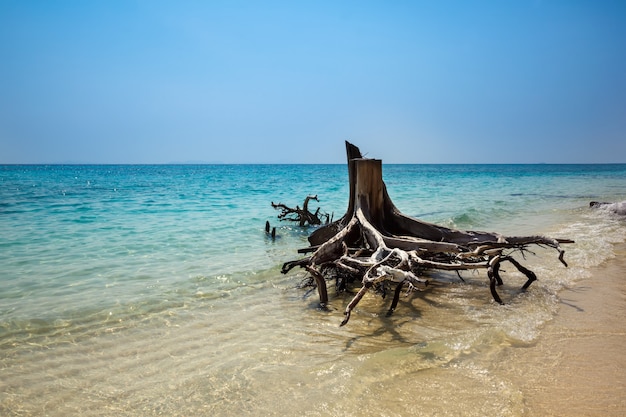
590 201 626 216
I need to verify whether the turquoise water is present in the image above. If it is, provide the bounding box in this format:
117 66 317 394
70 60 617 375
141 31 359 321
1 163 626 416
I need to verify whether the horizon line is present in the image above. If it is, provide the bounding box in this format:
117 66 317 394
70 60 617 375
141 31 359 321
3 161 626 166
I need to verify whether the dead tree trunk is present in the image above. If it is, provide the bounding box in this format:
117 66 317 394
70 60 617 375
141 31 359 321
282 141 574 326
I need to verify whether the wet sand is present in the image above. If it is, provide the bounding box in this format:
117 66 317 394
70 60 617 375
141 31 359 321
499 242 626 416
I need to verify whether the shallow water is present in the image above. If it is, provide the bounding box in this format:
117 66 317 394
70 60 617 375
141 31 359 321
494 242 626 416
1 163 625 416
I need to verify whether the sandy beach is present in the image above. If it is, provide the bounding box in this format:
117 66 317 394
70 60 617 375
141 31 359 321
498 242 626 416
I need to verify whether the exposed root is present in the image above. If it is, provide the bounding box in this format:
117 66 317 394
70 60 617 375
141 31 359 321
280 142 574 326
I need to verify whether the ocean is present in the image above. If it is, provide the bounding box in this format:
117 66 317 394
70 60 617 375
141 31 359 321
1 163 625 416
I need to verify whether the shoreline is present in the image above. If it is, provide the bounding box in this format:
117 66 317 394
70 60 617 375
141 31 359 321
500 241 626 416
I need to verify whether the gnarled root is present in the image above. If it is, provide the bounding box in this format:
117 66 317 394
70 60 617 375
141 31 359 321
280 142 574 326
272 195 330 226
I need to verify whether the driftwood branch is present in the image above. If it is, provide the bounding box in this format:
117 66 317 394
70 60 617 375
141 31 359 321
281 142 575 326
271 195 331 226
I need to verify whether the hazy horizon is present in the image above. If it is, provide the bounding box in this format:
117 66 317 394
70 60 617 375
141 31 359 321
2 1 625 164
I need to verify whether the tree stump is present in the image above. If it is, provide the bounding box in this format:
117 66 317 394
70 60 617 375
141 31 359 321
282 142 574 326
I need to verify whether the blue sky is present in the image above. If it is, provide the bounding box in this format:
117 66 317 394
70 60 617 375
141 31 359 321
1 0 625 163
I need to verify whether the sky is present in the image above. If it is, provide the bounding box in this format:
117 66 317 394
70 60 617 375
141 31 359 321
1 0 625 164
